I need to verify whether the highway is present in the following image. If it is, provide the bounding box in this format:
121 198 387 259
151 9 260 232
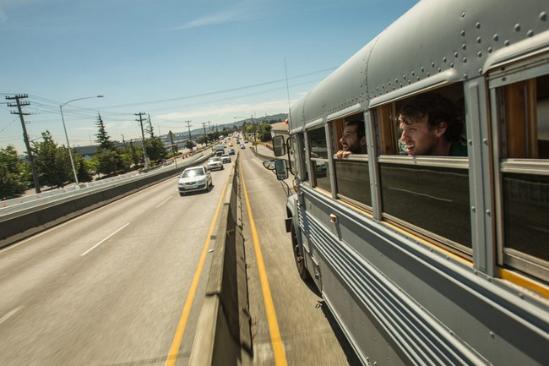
0 158 234 365
0 144 359 366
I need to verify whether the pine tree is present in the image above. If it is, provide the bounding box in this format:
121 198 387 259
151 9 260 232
146 114 155 138
96 113 114 149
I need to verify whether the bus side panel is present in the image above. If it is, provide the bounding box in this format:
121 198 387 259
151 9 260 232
300 187 548 365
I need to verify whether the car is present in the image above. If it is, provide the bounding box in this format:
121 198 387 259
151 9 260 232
207 157 224 171
221 154 231 163
178 166 211 196
240 144 246 149
228 148 235 155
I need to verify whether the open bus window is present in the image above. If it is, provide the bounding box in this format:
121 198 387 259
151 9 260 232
307 126 331 192
495 73 549 281
373 84 472 254
330 114 371 207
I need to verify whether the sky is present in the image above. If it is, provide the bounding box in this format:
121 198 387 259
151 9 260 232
0 0 418 152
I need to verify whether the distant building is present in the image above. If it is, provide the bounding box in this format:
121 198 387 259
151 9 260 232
270 120 289 140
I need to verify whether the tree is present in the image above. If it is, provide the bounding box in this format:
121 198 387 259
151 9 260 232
95 113 114 149
74 153 92 182
145 137 167 163
185 140 195 150
128 141 142 167
32 131 71 187
0 145 27 199
95 148 125 176
146 114 155 138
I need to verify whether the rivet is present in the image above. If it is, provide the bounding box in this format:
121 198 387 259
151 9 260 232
487 47 493 53
483 138 488 144
493 33 499 41
527 30 534 37
471 206 476 212
460 29 466 36
431 62 435 68
477 51 482 58
461 11 466 18
463 57 467 63
450 62 454 68
462 43 467 50
478 68 483 74
486 209 491 216
502 76 507 82
476 36 482 43
454 51 459 58
490 331 495 337
402 74 406 79
442 57 447 63
514 23 521 32
438 67 442 72
504 40 510 46
411 71 416 76
475 21 481 29
426 72 430 77
420 67 425 72
540 11 547 21
468 139 473 145
394 78 398 83
417 76 420 81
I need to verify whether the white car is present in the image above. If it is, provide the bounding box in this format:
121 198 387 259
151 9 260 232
207 157 224 171
178 166 212 196
221 154 231 164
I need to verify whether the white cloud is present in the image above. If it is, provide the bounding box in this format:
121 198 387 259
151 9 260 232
155 98 291 125
172 0 261 31
173 9 242 30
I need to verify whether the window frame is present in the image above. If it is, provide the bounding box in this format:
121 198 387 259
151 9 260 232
371 84 473 256
488 54 549 282
329 114 372 210
306 124 332 194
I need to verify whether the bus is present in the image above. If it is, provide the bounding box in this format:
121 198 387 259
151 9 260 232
269 0 549 364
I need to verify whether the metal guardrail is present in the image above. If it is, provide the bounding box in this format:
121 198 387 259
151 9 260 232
189 156 252 365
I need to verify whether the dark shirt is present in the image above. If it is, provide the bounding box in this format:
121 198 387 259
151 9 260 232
449 141 468 157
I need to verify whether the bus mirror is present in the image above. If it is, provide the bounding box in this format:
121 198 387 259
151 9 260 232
262 160 276 170
274 159 288 180
272 135 286 156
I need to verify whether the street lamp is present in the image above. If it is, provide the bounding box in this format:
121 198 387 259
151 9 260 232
60 95 103 186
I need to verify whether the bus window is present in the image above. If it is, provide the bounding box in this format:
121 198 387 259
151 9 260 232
495 73 549 281
307 126 331 192
374 84 472 254
330 114 371 207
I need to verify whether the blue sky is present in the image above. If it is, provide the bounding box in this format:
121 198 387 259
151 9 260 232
1 0 417 152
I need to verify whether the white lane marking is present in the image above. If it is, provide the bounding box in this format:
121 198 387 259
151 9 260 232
0 306 22 325
154 196 171 209
0 177 179 256
81 223 130 256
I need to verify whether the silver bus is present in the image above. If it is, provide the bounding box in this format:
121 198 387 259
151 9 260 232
270 0 549 364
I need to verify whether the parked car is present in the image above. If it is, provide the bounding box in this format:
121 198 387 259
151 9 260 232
207 157 224 171
228 148 235 155
221 154 231 163
178 166 211 196
240 144 246 149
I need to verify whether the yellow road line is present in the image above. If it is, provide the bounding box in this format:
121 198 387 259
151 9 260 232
240 165 288 366
164 176 231 366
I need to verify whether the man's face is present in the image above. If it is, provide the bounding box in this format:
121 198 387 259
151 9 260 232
339 124 361 152
398 115 444 156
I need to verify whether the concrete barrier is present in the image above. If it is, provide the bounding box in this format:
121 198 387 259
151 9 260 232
189 156 252 365
0 153 213 249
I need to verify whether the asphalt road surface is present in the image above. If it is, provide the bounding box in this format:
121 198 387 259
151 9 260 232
239 147 360 365
0 158 234 366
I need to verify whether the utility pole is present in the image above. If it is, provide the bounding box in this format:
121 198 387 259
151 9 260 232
6 94 41 193
201 122 208 145
185 120 192 152
135 112 149 169
168 130 177 168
